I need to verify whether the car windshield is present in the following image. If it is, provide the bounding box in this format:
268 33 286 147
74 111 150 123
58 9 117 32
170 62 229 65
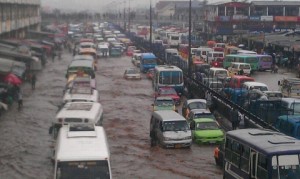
291 103 300 114
143 58 157 64
163 121 189 131
272 155 300 179
188 102 206 110
252 86 268 91
194 113 215 119
196 121 219 130
56 161 110 179
159 71 183 85
155 100 174 106
215 70 227 75
126 69 138 74
160 88 177 95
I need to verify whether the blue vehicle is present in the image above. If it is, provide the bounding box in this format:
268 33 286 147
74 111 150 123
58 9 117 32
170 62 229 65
224 128 300 179
153 65 184 95
274 115 300 139
140 53 157 73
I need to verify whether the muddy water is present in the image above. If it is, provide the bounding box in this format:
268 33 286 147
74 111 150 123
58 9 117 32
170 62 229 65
0 51 223 179
98 57 223 179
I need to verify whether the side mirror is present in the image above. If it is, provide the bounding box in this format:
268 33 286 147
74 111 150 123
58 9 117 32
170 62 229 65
151 104 154 106
278 81 281 86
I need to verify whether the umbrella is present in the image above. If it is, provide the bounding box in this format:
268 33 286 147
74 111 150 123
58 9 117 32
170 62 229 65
4 73 22 85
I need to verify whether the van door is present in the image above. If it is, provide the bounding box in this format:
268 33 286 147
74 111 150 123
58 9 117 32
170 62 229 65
156 120 164 144
250 151 258 179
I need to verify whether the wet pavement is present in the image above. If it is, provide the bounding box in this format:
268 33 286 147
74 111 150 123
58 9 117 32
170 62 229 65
0 50 223 179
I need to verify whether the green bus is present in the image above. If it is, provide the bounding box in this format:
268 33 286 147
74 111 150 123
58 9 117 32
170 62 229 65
223 54 259 72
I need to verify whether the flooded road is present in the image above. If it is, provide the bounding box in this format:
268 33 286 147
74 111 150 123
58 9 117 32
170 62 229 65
0 50 223 179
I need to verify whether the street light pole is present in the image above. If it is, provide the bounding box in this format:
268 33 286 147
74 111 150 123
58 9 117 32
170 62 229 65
128 0 131 32
150 0 153 51
123 0 126 30
188 0 192 77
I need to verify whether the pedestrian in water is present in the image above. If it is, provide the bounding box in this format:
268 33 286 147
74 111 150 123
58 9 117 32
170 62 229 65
230 108 239 130
17 89 23 110
31 73 37 90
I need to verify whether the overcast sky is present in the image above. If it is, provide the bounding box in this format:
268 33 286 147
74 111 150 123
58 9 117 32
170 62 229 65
41 0 290 12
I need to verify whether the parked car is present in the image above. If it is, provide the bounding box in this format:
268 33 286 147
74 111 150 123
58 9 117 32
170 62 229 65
123 68 141 80
154 87 181 105
190 118 224 144
152 97 176 111
182 99 207 118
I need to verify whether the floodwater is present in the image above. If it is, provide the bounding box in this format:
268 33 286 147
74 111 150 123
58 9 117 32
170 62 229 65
0 50 223 179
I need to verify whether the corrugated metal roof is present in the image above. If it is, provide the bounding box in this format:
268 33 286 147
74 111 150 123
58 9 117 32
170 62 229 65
251 1 300 6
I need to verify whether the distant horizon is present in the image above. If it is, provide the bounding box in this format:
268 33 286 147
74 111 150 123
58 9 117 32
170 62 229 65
41 0 295 13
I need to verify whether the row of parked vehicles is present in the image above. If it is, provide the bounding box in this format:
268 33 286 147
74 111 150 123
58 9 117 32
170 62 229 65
123 24 300 178
49 25 114 179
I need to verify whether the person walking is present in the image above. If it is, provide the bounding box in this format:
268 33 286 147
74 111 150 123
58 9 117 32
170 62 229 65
230 108 240 130
17 89 23 110
31 73 37 90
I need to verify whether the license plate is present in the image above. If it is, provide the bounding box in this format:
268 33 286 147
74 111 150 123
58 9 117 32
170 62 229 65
175 144 182 148
209 141 216 144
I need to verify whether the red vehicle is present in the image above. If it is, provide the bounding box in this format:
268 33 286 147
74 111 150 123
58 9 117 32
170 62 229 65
223 75 255 89
210 57 224 67
154 87 181 105
126 46 137 56
146 68 155 80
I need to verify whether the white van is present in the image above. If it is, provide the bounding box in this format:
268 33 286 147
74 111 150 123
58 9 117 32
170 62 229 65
49 102 103 138
207 51 224 64
63 86 99 104
208 67 229 80
194 47 213 61
150 110 192 148
53 124 111 179
167 33 181 47
242 81 269 91
228 62 252 76
281 98 300 115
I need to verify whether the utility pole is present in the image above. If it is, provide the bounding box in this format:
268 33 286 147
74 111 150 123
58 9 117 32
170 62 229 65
188 0 192 77
150 0 153 51
128 0 131 32
123 0 126 30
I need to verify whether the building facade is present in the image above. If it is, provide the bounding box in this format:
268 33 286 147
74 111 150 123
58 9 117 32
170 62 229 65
0 0 41 38
204 1 300 39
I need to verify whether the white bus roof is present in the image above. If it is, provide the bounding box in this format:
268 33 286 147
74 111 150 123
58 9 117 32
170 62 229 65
155 65 182 71
165 48 178 53
63 88 99 103
55 102 103 123
237 50 257 54
55 125 109 161
153 110 186 122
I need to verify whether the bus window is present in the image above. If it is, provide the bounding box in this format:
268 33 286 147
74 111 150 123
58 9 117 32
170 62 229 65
257 154 268 179
246 57 258 63
241 145 250 172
